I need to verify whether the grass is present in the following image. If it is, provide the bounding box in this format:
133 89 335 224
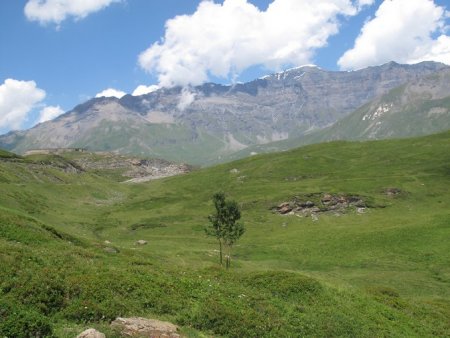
0 131 449 337
0 149 20 159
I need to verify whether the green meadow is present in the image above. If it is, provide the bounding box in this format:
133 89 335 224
0 131 449 337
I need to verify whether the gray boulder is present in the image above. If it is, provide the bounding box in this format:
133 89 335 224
111 317 181 337
76 328 105 338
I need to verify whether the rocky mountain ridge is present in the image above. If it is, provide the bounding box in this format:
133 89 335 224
219 67 450 162
1 61 448 165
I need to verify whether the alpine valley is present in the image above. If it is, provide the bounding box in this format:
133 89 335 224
1 61 450 165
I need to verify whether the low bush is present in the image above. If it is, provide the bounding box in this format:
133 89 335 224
0 298 53 338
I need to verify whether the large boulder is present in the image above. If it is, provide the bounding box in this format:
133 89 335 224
111 317 181 337
76 328 106 338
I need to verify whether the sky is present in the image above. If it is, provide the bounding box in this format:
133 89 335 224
0 0 449 134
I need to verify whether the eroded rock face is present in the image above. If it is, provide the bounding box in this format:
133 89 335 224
76 328 106 338
111 317 181 338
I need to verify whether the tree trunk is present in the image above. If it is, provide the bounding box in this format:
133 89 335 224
219 240 223 265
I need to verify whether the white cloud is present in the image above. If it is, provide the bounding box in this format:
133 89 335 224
356 0 375 9
139 0 371 87
177 88 196 111
95 88 126 99
132 84 160 96
38 105 64 123
0 79 46 131
408 34 450 65
24 0 119 26
338 0 450 70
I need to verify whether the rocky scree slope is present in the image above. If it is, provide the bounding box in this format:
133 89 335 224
0 148 190 183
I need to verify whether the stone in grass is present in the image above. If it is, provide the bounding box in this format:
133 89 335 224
385 187 402 196
111 317 181 337
136 239 148 245
76 328 105 338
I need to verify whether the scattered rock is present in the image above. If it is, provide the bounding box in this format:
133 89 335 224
353 199 366 207
229 168 239 174
310 207 321 213
111 317 181 338
104 247 119 254
303 201 315 208
136 240 148 245
311 214 319 222
321 194 333 203
104 240 111 244
278 202 293 214
357 207 366 214
384 187 402 196
76 328 105 338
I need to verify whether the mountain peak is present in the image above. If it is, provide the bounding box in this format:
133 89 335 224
1 61 449 165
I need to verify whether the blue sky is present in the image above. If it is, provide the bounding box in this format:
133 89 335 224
0 0 449 133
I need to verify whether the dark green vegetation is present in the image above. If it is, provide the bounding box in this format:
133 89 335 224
0 149 20 159
1 131 449 337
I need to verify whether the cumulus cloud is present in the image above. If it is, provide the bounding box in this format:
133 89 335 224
338 0 450 70
0 79 46 131
132 84 160 96
139 0 371 87
177 88 196 111
95 88 126 99
38 105 65 123
24 0 119 26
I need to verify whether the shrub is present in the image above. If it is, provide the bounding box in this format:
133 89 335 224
14 274 66 315
243 271 323 301
0 298 53 338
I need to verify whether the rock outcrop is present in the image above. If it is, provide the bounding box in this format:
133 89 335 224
111 317 181 337
274 193 367 217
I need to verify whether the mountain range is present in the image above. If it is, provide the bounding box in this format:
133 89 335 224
1 61 449 165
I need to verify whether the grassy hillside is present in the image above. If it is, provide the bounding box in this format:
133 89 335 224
1 131 449 337
0 148 20 159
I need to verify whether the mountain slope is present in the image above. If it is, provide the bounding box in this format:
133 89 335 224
1 61 448 165
308 68 450 142
221 68 450 163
